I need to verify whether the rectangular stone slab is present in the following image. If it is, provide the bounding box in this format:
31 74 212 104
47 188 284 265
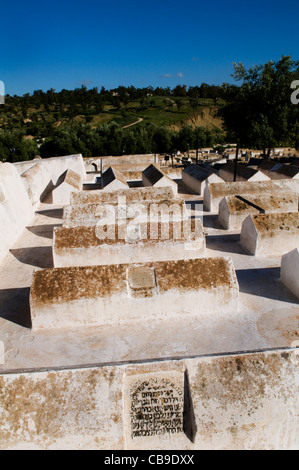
53 219 205 267
204 180 299 212
123 366 186 448
70 186 176 206
63 197 188 228
218 192 298 230
240 212 299 256
30 257 239 330
182 164 224 196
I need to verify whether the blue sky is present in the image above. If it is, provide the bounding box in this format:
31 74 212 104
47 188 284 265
1 0 298 95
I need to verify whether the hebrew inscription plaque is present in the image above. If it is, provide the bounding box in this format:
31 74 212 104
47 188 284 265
127 266 157 298
124 370 184 442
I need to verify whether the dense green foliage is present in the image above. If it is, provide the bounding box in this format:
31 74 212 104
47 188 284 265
38 121 224 158
0 129 39 162
218 56 299 156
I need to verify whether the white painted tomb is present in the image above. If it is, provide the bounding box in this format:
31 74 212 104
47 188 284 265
101 166 129 191
0 162 34 264
63 196 188 228
218 162 270 183
53 217 205 267
30 257 239 330
0 351 298 449
182 164 224 196
240 212 299 256
218 192 298 230
52 169 82 205
40 153 86 185
280 248 299 299
15 153 86 185
204 180 299 212
70 185 176 206
259 161 299 180
21 162 53 209
273 164 299 180
142 164 178 195
84 154 156 173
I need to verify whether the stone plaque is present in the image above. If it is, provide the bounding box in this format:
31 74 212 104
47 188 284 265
124 370 185 443
127 266 157 298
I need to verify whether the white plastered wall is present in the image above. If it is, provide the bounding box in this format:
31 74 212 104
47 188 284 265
0 163 34 264
21 162 52 209
280 248 299 298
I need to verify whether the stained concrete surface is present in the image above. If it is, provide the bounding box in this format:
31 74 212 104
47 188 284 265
0 179 298 372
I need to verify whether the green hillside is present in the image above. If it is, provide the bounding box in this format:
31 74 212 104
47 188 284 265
0 85 227 160
0 92 224 136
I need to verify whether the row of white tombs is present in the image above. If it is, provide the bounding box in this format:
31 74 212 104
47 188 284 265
29 177 299 331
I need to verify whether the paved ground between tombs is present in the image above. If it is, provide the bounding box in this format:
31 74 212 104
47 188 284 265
0 179 298 372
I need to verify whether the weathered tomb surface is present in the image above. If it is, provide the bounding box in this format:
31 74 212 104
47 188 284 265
30 257 239 330
53 218 205 267
0 350 297 450
182 164 224 196
70 185 176 206
52 169 82 205
280 248 299 299
142 164 178 195
84 153 156 173
204 180 299 212
218 192 298 230
240 212 299 256
121 169 143 181
100 166 129 191
62 196 188 228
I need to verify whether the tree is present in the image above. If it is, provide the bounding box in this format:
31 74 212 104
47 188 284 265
152 127 174 153
176 125 194 152
219 56 299 157
0 130 39 162
189 97 200 115
172 85 187 97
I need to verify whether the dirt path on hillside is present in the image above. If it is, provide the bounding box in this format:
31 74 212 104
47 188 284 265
122 117 143 128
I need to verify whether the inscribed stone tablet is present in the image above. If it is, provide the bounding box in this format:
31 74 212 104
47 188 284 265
123 370 185 445
127 267 157 298
127 267 156 289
